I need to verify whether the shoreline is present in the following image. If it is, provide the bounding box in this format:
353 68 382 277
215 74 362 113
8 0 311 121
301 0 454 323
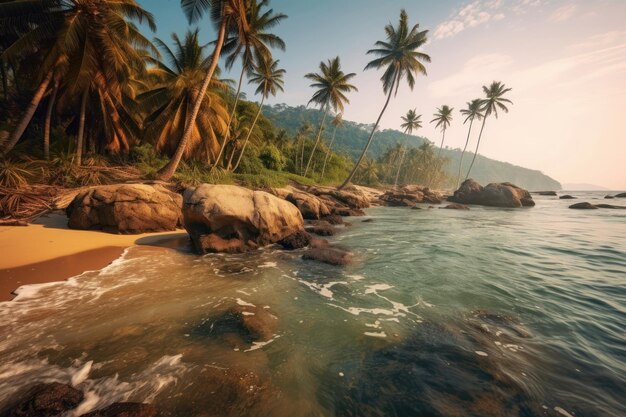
0 211 188 301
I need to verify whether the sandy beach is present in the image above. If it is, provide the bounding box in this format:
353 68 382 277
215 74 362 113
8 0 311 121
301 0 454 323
0 212 188 301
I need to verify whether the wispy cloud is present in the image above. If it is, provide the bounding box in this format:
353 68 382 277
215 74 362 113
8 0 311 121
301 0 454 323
434 0 544 40
550 4 578 22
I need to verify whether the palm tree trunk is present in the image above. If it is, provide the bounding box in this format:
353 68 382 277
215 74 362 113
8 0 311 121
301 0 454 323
232 95 265 172
304 108 329 177
43 81 59 160
338 72 399 190
456 119 474 189
2 68 54 156
320 124 338 180
394 146 406 188
465 116 487 181
437 128 446 158
1 61 8 101
299 134 305 174
226 142 237 170
75 89 89 166
157 18 228 180
212 62 247 170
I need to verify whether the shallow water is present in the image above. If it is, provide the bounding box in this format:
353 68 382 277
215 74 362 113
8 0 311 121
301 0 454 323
1 192 625 416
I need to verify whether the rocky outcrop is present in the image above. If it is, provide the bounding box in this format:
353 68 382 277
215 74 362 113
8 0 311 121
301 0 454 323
183 184 305 253
66 184 182 233
278 230 312 250
615 192 626 198
302 246 353 266
570 202 626 209
604 195 615 199
81 403 156 417
448 179 535 208
442 203 470 210
3 383 84 417
379 185 443 207
305 220 335 236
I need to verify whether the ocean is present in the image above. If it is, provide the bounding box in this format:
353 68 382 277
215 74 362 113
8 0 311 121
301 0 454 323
1 192 624 416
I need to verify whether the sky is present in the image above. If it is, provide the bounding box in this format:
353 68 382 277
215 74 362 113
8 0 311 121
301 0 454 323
143 0 626 189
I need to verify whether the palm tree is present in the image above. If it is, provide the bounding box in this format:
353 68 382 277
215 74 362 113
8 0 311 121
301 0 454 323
465 81 512 180
0 0 156 156
430 105 453 157
339 9 430 189
140 30 229 163
232 56 285 171
156 0 247 180
303 56 357 177
320 113 343 180
213 0 287 170
456 99 483 188
395 109 422 186
295 121 312 173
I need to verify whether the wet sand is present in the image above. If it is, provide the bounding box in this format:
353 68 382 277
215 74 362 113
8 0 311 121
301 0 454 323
0 211 188 301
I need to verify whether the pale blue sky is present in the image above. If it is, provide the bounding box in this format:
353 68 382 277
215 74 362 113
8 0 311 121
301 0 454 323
140 0 626 189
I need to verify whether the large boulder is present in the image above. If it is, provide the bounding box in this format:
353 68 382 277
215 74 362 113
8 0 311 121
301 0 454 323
66 184 182 233
615 192 626 198
448 179 535 208
183 184 305 253
284 190 331 220
3 383 84 417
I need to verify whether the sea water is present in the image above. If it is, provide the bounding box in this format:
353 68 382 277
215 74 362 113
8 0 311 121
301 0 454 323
0 192 624 416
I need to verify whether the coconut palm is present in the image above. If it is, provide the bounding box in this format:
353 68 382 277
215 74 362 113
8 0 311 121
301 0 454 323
456 99 483 188
140 30 229 162
320 113 343 180
232 56 285 171
0 0 156 157
430 105 453 157
213 0 287 170
157 0 247 180
395 109 422 186
465 81 512 180
339 9 430 189
303 56 357 177
295 121 312 173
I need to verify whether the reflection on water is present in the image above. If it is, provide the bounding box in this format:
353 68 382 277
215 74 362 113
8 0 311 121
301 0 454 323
0 192 625 416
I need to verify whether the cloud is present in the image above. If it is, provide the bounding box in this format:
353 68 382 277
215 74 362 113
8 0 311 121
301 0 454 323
434 0 546 40
550 4 578 22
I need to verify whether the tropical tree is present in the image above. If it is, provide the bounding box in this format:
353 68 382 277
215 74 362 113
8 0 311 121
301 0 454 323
320 113 343 180
395 109 422 186
303 56 357 177
0 0 156 157
213 0 287 169
339 9 430 189
295 121 312 173
465 81 512 180
430 105 453 157
456 99 483 187
156 0 247 180
140 30 229 162
232 56 285 171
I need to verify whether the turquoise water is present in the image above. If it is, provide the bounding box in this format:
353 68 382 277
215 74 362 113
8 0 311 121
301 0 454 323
0 192 624 416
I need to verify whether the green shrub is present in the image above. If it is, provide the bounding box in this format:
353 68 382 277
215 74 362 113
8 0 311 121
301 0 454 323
236 152 264 175
259 144 286 171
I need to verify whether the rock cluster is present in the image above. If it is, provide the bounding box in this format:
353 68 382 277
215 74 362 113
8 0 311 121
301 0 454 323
569 202 626 210
448 179 535 208
66 184 182 233
379 185 443 207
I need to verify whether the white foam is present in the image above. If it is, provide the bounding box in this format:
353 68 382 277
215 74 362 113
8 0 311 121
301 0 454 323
554 407 574 417
475 351 489 356
236 298 256 307
364 284 393 294
71 360 93 386
258 262 277 268
347 274 365 281
364 331 387 338
244 335 281 352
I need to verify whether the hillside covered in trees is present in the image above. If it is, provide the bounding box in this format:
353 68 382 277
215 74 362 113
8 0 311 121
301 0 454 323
264 104 561 190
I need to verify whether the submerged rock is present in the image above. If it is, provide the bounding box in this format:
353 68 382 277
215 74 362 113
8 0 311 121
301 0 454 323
302 246 353 266
534 191 557 196
441 203 470 210
278 230 312 250
604 195 615 199
182 184 304 254
81 402 156 417
449 179 535 208
3 382 84 417
197 304 278 343
569 202 598 209
305 220 336 236
615 192 626 198
559 195 576 199
66 184 182 233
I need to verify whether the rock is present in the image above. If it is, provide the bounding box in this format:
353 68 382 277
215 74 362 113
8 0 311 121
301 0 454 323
569 202 598 209
305 220 335 236
66 184 182 234
596 204 626 209
379 186 443 207
310 237 329 248
3 382 84 417
284 190 331 220
615 192 626 198
278 230 311 250
322 214 344 225
362 218 375 223
183 185 304 254
81 403 156 417
604 195 615 199
411 205 422 210
449 179 535 208
306 186 370 209
442 203 470 210
302 246 353 266
533 191 557 196
559 195 576 199
200 305 278 343
332 207 366 217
